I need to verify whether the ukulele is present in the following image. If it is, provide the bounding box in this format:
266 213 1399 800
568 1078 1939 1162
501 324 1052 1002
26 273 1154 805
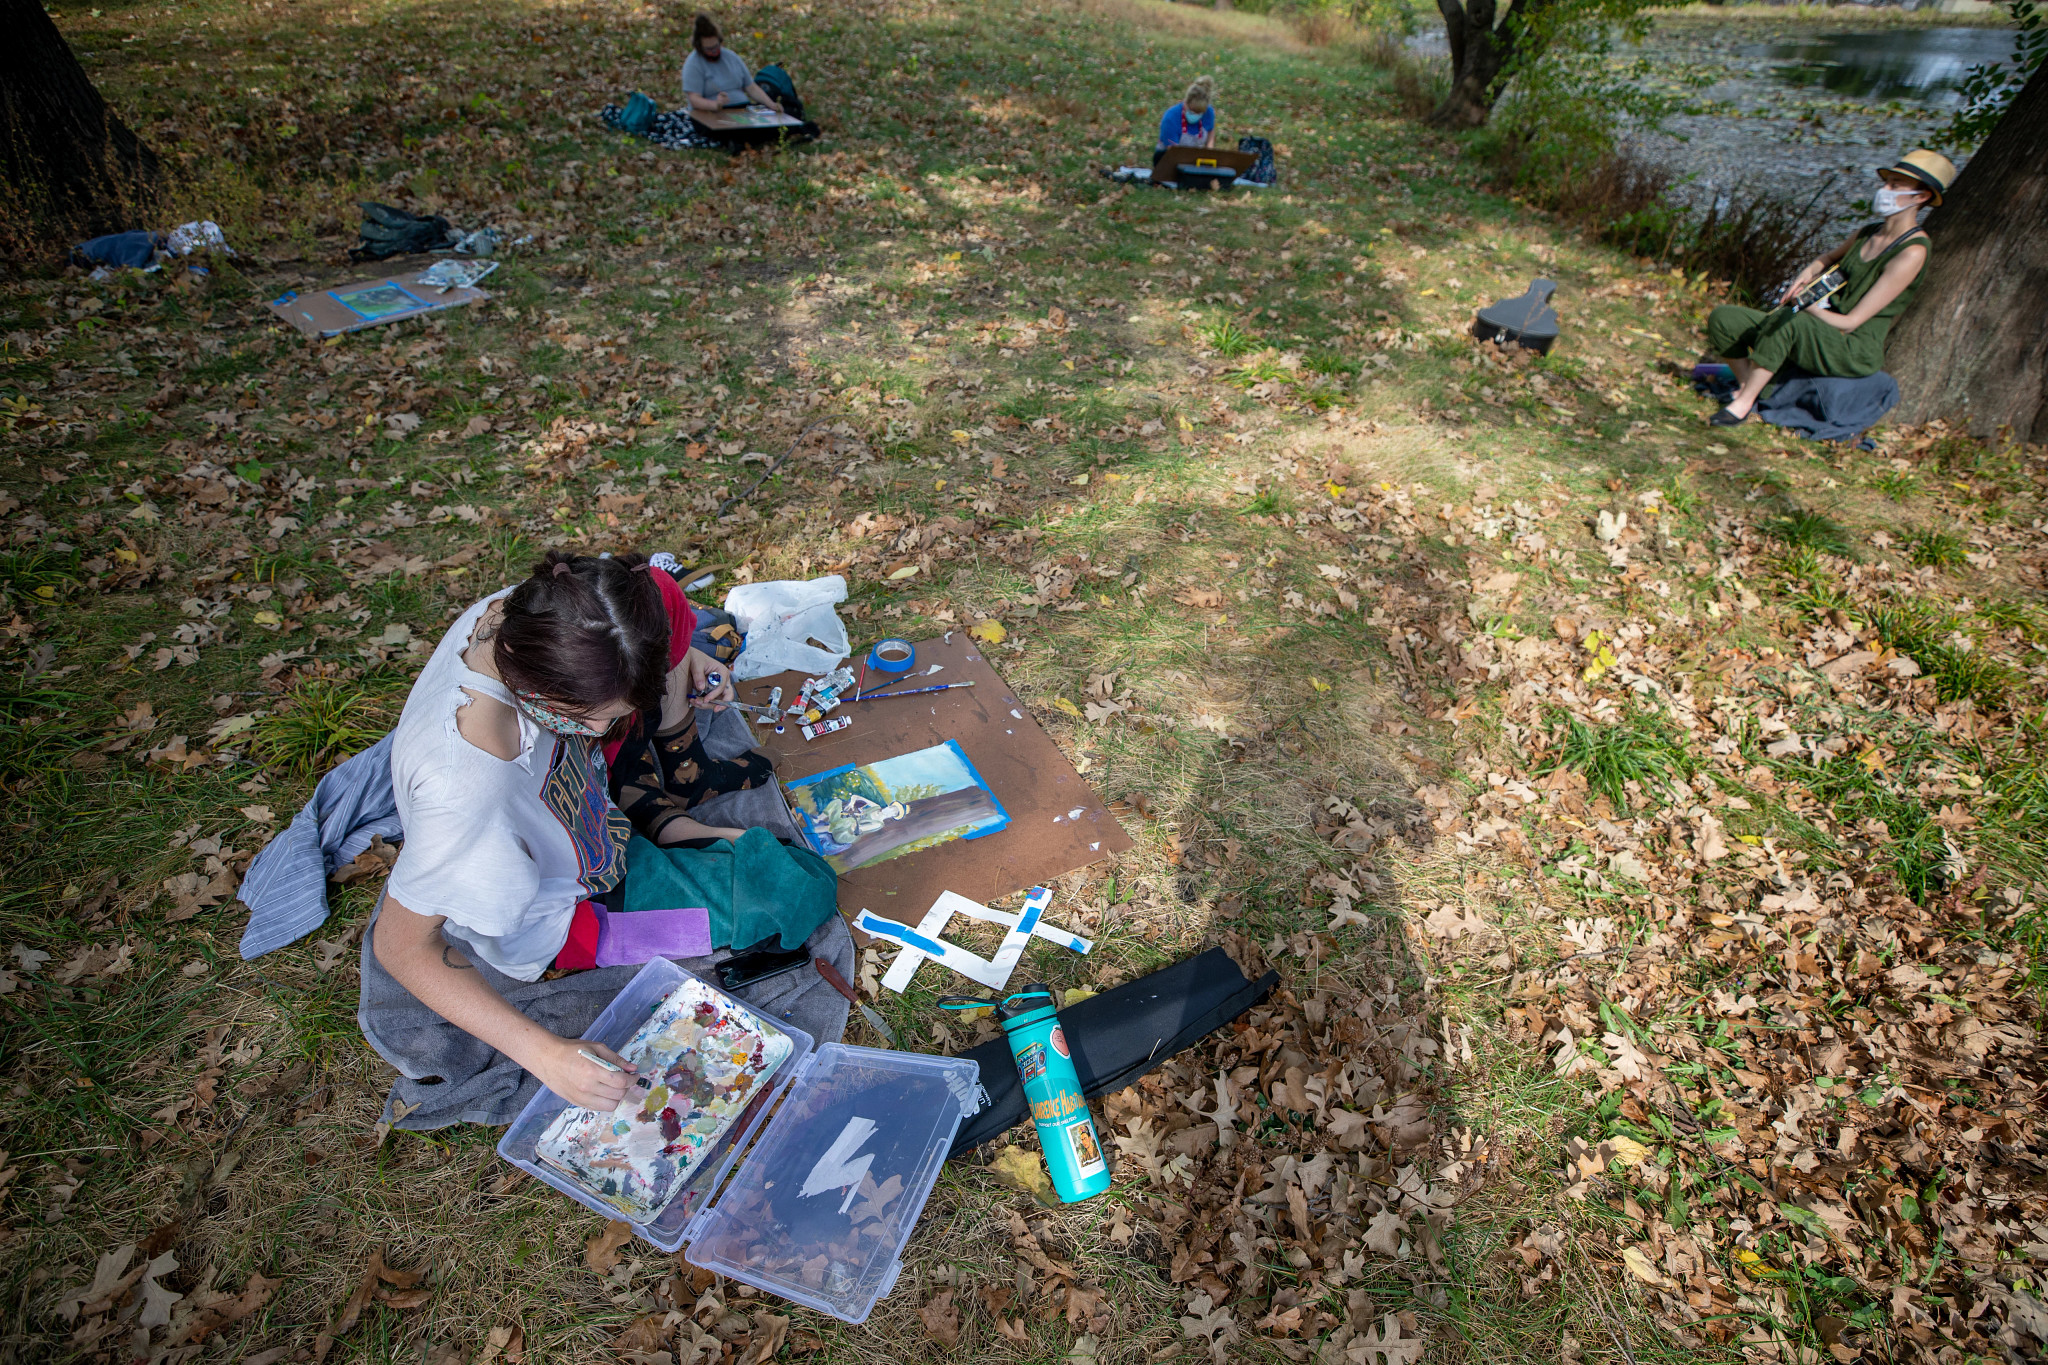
1472 279 1560 354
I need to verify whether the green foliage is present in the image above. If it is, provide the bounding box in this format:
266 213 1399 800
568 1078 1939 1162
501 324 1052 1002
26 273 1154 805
1763 509 1852 557
252 680 386 780
1544 707 1693 811
1776 747 1950 903
1937 0 2046 150
1907 529 1967 570
1200 317 1262 358
1475 0 1698 193
1869 469 1920 501
0 548 78 610
1230 354 1293 388
1866 604 2016 707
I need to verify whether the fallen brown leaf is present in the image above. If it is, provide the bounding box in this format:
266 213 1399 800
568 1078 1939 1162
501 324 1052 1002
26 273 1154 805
584 1219 635 1274
919 1288 960 1348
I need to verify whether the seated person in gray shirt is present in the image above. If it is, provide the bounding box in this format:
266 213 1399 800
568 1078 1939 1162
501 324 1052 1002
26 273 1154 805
682 13 784 115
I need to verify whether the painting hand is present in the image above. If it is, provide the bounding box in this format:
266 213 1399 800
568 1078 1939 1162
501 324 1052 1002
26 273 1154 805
536 1036 636 1111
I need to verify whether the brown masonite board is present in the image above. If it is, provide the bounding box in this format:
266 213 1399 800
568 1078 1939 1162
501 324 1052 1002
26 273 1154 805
736 634 1133 917
690 105 805 132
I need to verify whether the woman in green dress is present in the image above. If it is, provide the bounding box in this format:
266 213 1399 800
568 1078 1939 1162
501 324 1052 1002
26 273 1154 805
1704 149 1956 427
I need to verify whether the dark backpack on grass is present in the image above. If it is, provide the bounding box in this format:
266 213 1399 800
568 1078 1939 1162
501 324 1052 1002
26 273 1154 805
1238 135 1276 186
348 201 457 262
754 63 803 119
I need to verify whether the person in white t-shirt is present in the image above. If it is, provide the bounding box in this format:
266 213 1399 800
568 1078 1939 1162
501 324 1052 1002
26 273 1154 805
372 551 737 1110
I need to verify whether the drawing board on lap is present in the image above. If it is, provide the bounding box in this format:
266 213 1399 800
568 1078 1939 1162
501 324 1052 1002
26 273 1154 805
691 105 805 131
742 635 1133 916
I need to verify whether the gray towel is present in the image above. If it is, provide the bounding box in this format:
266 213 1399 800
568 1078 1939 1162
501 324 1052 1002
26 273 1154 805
359 907 853 1131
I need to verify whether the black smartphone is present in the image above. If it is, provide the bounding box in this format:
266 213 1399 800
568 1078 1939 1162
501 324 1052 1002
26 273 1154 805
716 941 811 992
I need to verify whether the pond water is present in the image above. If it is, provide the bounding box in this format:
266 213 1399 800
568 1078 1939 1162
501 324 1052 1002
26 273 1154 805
1744 26 2017 103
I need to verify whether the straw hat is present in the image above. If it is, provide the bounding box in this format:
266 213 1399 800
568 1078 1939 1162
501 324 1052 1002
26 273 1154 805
1885 148 1957 205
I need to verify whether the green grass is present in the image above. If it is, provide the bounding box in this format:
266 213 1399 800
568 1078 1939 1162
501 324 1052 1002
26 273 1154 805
1866 603 2017 706
1198 316 1261 357
1907 528 1967 569
251 680 390 780
1763 507 1853 557
1544 708 1694 811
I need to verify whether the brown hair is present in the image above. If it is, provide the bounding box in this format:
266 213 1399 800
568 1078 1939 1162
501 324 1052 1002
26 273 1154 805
692 13 722 52
493 551 671 716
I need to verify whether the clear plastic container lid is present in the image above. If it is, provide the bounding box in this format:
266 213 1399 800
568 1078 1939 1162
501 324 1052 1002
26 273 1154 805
682 1045 981 1324
496 959 814 1251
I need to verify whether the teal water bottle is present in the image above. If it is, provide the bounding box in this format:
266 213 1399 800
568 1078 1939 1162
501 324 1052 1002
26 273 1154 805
997 985 1111 1203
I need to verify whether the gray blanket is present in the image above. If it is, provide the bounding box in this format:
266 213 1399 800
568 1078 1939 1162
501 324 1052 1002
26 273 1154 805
1756 371 1900 443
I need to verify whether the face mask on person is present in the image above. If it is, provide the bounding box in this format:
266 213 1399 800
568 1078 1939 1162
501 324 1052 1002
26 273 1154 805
1873 185 1921 217
515 693 610 738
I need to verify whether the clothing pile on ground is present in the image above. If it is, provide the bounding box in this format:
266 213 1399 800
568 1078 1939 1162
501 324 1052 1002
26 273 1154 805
1693 366 1899 448
349 203 501 262
72 220 236 278
601 101 729 151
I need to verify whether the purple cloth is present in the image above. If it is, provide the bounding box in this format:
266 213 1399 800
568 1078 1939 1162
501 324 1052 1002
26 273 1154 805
594 905 712 966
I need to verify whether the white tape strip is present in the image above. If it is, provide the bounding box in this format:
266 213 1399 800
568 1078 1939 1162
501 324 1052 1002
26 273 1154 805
862 887 1090 994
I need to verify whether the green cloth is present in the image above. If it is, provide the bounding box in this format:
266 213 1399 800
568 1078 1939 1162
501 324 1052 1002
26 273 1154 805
1707 225 1930 378
622 828 838 951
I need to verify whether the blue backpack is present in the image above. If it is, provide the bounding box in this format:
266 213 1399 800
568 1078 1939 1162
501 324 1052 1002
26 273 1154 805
754 64 802 118
619 91 659 134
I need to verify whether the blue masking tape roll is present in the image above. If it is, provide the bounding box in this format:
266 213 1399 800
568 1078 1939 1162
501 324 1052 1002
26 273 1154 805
866 637 916 673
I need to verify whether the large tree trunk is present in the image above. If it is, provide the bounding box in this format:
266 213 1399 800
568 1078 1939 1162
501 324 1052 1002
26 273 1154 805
0 0 162 240
1888 62 2048 444
1428 0 1517 129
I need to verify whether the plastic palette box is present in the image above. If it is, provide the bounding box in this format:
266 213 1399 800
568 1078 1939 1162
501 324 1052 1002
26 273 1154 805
498 958 981 1324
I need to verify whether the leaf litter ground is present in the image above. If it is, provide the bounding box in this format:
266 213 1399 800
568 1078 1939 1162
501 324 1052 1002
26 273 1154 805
3 0 2047 1363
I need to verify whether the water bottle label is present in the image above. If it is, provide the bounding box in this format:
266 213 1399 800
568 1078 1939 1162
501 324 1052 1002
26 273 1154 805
1016 1040 1047 1084
1050 1025 1071 1059
1066 1118 1108 1178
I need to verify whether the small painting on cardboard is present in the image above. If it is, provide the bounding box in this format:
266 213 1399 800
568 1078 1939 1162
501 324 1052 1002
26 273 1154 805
334 281 428 321
786 740 1008 874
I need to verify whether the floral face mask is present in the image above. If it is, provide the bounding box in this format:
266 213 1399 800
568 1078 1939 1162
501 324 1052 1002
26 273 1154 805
515 692 610 738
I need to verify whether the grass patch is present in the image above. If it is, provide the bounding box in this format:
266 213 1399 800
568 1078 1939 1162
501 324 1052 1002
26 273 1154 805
1198 316 1262 358
1543 707 1694 811
1763 507 1853 557
251 680 389 780
1907 528 1967 569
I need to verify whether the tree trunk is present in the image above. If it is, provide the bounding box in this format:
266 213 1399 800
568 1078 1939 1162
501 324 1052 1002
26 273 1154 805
1428 0 1515 129
1888 62 2048 444
0 0 162 241
828 787 1003 873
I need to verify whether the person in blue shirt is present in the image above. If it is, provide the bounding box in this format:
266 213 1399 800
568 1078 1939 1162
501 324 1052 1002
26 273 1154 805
1155 75 1216 168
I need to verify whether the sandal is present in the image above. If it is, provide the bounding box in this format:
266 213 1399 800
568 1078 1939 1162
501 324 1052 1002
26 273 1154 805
1709 406 1749 427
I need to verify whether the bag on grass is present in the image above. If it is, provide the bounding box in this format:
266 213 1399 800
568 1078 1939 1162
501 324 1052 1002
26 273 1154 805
619 91 659 134
348 201 457 262
753 63 803 119
1238 134 1276 186
722 575 850 681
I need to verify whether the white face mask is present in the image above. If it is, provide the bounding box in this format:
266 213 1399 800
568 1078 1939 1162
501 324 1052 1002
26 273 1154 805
1873 185 1921 217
